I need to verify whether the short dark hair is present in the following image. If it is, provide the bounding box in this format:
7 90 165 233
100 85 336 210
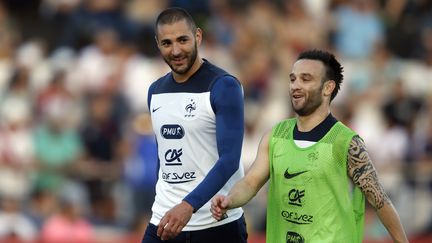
297 49 344 101
155 7 197 34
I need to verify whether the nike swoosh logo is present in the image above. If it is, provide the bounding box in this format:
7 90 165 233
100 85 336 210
152 106 161 112
284 169 308 179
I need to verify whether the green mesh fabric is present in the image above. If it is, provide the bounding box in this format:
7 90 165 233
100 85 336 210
266 119 365 243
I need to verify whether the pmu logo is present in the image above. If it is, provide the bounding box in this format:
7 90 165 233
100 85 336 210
184 99 196 117
288 189 305 207
164 149 183 166
281 211 313 225
286 231 304 243
161 125 184 139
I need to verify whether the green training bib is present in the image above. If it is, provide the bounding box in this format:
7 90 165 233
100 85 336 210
267 119 365 243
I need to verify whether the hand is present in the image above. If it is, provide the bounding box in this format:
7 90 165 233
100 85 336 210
210 195 231 221
157 201 194 240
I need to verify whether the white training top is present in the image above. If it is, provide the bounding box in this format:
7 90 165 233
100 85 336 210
148 61 244 231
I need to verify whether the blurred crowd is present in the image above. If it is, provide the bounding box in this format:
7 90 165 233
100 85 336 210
0 0 431 242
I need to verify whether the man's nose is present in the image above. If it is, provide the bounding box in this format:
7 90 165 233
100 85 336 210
290 79 300 90
172 43 181 56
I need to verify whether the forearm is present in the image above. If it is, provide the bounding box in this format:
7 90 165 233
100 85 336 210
227 177 261 209
183 154 240 210
227 131 270 209
376 202 408 243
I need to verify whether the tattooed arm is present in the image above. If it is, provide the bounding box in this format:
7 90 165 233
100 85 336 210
347 135 408 243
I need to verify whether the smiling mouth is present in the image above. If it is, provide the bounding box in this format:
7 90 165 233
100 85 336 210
172 57 185 63
292 94 303 100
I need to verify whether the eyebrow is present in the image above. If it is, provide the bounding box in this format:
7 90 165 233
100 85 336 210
160 35 190 43
290 73 314 78
300 73 313 79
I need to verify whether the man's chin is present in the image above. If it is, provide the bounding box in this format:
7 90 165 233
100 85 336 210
293 106 309 116
169 64 187 75
292 103 304 113
173 68 188 75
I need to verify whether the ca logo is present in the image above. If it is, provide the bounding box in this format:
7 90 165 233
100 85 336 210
288 189 305 207
165 149 183 166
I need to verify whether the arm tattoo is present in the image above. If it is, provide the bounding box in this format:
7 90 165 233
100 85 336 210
347 135 391 210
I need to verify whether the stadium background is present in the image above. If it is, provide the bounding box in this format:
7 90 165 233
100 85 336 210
0 0 431 242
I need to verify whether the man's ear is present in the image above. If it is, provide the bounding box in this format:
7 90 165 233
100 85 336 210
323 80 336 97
155 35 159 46
195 28 202 46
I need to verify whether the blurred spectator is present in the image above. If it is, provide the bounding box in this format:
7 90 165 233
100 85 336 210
368 43 404 96
33 97 83 191
68 28 121 94
334 43 404 101
36 70 82 126
124 113 157 220
79 91 129 230
331 0 384 59
0 196 37 242
25 188 59 231
398 59 432 98
0 68 32 113
0 69 34 200
99 73 131 128
382 79 423 131
58 0 133 50
374 93 410 199
421 120 432 163
385 0 432 59
125 0 167 26
276 0 328 53
119 43 168 113
207 0 237 47
123 215 152 243
124 0 167 56
169 0 210 21
302 0 331 20
39 0 82 52
239 48 273 102
40 182 93 243
0 1 19 93
200 31 239 76
15 39 54 94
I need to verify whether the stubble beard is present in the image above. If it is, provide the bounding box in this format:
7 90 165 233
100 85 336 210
164 42 198 75
292 87 324 116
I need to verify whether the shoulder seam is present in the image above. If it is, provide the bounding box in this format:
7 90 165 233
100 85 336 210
207 73 238 92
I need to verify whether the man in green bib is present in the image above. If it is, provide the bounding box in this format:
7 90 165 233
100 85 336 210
211 49 408 243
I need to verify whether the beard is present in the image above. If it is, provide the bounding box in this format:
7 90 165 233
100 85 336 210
164 42 198 75
291 85 324 116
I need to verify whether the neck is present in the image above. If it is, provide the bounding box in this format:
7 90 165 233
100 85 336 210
296 104 330 132
173 57 203 83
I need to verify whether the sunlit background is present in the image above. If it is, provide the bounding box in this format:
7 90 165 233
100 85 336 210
0 0 431 242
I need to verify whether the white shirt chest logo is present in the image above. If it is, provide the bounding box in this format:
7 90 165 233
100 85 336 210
152 93 212 122
184 98 197 119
